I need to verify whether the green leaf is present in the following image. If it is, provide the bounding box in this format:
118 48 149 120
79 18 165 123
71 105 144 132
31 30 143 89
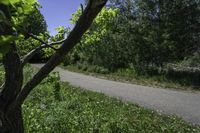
0 35 16 45
0 44 11 55
26 0 36 5
0 35 17 55
21 0 37 14
0 0 10 5
23 4 34 14
9 0 21 4
17 7 23 14
0 0 21 5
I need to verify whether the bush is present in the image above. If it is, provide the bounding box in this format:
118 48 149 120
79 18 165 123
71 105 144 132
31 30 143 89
165 64 200 87
92 65 109 74
180 52 200 68
44 72 62 101
74 64 109 74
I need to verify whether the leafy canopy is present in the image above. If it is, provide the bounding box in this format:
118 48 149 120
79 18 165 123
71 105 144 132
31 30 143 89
66 7 119 65
0 0 37 56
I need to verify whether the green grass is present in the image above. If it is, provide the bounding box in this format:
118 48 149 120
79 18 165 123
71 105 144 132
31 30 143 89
62 64 199 92
23 81 200 133
1 66 200 132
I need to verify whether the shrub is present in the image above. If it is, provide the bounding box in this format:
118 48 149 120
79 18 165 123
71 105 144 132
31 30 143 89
165 64 200 87
180 52 200 68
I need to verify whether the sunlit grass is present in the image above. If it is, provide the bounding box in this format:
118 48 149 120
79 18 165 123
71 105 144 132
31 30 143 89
1 66 199 132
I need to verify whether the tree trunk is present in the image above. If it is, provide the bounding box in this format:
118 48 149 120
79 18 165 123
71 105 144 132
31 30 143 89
0 106 24 133
0 5 24 132
0 44 24 133
0 1 107 133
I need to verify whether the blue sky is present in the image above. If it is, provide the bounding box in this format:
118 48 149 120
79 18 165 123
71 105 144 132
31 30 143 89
38 0 85 35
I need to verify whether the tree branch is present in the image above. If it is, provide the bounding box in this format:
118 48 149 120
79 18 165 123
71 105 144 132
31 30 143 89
49 39 65 45
14 0 107 107
80 4 84 14
21 39 65 66
0 83 4 90
28 33 58 51
21 44 47 66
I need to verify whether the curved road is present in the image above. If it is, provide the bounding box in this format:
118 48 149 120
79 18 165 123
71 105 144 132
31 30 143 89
33 64 200 125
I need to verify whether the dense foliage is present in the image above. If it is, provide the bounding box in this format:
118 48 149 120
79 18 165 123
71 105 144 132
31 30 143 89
0 0 37 54
63 7 119 67
64 0 200 72
0 0 48 62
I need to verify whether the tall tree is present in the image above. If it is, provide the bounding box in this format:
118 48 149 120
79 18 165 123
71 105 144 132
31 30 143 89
0 0 107 132
83 0 200 70
135 0 200 65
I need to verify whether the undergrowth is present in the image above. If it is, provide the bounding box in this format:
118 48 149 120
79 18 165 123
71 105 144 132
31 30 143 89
62 64 199 91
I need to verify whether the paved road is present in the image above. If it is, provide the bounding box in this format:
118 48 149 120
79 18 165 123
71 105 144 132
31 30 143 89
33 64 200 125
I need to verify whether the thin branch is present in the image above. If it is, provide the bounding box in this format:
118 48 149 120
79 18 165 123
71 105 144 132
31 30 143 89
28 33 58 51
22 44 47 66
81 4 84 14
0 83 4 90
14 0 107 107
22 39 65 66
49 39 65 45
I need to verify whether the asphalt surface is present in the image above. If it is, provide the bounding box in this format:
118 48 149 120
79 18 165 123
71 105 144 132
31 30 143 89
33 64 200 125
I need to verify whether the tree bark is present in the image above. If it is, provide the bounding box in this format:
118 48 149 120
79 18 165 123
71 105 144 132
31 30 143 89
0 107 24 133
0 45 23 108
0 4 24 132
0 45 24 133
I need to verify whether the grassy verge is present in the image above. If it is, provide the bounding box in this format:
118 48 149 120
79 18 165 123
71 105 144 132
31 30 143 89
23 81 200 132
1 66 200 132
61 64 199 92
